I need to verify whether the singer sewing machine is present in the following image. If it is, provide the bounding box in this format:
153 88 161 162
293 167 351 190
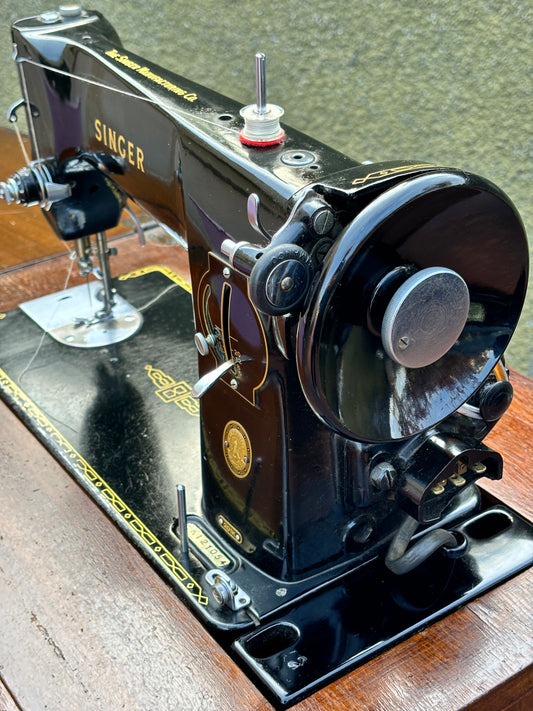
1 6 532 706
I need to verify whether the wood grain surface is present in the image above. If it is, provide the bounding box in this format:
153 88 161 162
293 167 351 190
1 126 531 710
0 682 19 711
0 400 272 711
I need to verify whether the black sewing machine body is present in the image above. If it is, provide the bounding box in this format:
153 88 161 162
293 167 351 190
1 8 532 705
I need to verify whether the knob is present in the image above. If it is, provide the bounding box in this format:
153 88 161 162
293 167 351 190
381 267 470 368
194 332 216 356
478 379 514 421
249 244 313 315
0 162 71 209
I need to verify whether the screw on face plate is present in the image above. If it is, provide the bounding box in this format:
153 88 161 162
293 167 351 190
40 10 61 22
230 378 238 389
223 267 231 279
280 150 316 166
312 207 335 235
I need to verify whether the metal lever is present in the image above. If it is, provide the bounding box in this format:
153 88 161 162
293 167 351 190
191 357 251 399
247 193 270 239
191 360 237 399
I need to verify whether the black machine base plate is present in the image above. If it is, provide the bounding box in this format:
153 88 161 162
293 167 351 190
1 267 532 707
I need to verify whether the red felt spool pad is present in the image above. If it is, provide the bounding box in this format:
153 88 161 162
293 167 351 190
239 129 285 147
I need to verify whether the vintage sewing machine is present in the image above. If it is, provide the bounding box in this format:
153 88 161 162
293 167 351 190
1 5 532 706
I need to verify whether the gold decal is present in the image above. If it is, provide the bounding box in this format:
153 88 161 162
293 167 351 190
108 127 117 152
118 265 191 293
136 147 144 173
223 421 252 478
93 118 145 172
352 163 435 186
105 48 198 103
145 365 199 417
117 134 125 158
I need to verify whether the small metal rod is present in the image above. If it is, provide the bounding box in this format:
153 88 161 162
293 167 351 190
176 484 190 567
74 236 94 309
95 231 115 317
255 52 267 115
124 204 146 247
74 236 93 274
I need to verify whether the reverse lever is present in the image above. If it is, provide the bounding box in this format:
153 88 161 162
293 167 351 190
191 357 250 399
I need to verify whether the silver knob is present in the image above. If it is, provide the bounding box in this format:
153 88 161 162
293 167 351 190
59 4 83 18
194 332 215 356
381 267 470 368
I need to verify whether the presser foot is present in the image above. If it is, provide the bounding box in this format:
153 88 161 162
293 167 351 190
19 281 143 348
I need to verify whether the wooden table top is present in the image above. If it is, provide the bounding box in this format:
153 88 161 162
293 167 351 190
0 127 531 710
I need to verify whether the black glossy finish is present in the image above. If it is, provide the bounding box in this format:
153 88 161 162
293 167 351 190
235 504 533 706
2 9 532 706
296 171 528 442
1 277 532 708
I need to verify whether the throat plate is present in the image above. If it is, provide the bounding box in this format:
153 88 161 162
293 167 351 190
19 281 143 347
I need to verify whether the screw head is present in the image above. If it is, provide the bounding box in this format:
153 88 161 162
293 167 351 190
211 582 230 607
280 276 294 292
398 336 410 350
312 208 335 235
370 461 397 491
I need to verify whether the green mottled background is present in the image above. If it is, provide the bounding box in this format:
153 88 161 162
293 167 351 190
1 0 531 374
